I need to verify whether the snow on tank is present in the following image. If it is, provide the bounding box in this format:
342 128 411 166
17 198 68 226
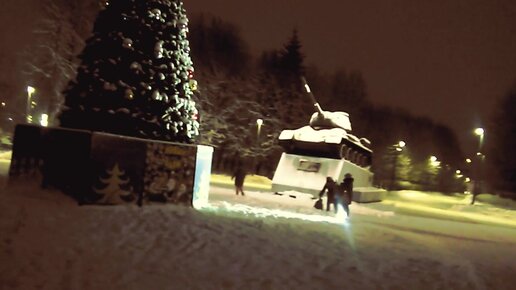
278 78 372 167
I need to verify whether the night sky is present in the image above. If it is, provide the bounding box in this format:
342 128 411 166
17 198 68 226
1 0 515 155
184 0 516 155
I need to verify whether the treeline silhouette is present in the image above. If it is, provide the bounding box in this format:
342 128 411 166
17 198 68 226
13 1 514 196
188 14 467 192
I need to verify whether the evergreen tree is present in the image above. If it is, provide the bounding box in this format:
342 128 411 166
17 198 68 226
488 82 516 193
280 29 304 81
23 0 98 124
259 29 305 88
258 50 281 74
189 14 250 76
322 69 369 116
58 0 199 143
276 30 311 128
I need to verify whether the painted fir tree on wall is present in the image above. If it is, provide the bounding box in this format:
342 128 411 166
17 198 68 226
58 0 199 143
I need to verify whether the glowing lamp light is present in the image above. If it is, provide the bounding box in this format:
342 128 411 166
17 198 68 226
466 158 472 163
256 118 263 140
40 114 48 127
474 128 484 136
456 170 461 175
27 86 35 95
26 86 36 123
429 155 440 167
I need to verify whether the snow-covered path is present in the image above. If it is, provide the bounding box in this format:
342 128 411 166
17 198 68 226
1 183 515 290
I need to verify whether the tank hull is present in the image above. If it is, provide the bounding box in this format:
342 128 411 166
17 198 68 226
278 126 372 167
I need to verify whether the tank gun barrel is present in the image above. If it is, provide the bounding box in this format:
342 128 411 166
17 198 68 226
301 76 324 115
301 76 353 132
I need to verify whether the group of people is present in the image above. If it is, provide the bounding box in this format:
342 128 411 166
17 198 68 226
232 164 354 218
318 173 354 217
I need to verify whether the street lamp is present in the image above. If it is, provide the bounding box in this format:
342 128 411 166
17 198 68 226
426 155 441 191
26 86 35 123
472 128 485 204
40 113 49 127
256 118 263 140
390 141 406 190
474 127 484 152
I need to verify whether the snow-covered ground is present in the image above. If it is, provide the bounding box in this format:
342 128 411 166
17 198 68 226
0 152 515 290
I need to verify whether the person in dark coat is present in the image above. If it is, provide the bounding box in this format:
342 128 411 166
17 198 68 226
231 165 247 196
319 177 338 212
340 173 354 217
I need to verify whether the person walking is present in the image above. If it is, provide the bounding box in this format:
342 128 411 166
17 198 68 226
340 173 354 217
319 177 338 212
232 164 247 196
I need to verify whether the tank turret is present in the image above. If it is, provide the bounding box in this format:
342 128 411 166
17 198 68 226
278 77 372 167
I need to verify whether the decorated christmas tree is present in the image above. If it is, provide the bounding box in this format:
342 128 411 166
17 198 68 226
58 0 199 143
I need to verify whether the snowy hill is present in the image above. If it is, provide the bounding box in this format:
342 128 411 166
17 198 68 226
1 151 515 289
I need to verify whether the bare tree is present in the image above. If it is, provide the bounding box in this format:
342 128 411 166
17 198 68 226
22 0 98 124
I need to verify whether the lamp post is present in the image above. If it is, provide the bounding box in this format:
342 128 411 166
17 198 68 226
471 128 485 204
474 127 484 152
40 113 49 127
26 86 35 123
430 155 439 165
256 118 263 140
254 118 264 175
389 141 405 190
428 155 441 190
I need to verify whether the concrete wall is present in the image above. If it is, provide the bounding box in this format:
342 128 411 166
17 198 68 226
271 153 373 197
8 124 213 207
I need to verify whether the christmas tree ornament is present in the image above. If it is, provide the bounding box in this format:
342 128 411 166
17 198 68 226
187 67 194 79
125 88 134 100
189 79 197 91
122 38 133 48
148 8 161 20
